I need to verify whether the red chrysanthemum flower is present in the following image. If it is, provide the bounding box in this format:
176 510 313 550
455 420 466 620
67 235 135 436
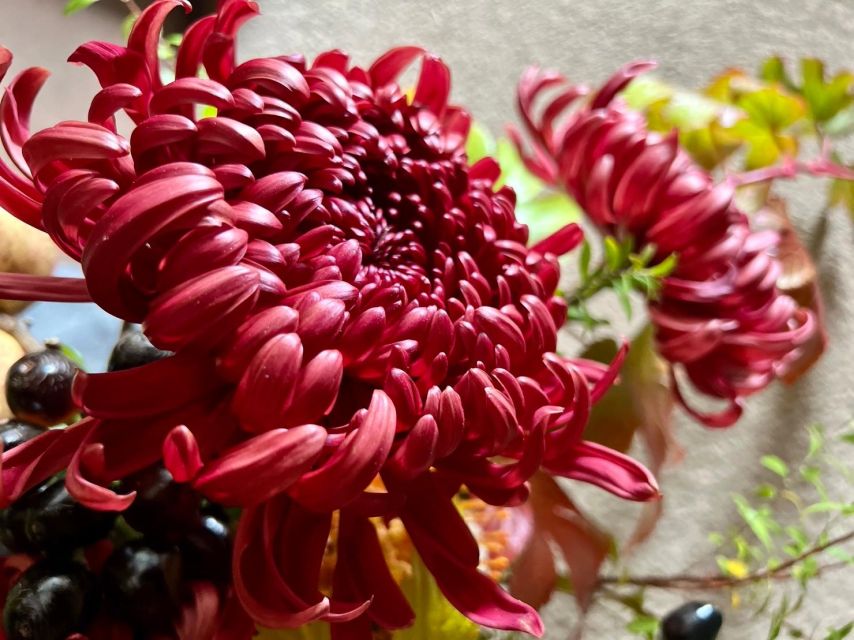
512 62 816 427
0 1 658 637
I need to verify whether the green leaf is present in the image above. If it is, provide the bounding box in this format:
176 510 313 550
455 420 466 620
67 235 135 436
614 273 634 320
733 494 774 549
823 623 854 640
626 615 659 639
256 624 330 640
801 58 854 124
737 87 806 131
807 424 825 459
645 253 678 278
785 526 809 551
622 75 673 111
579 240 592 281
767 596 790 640
759 56 797 91
679 122 742 170
495 138 544 203
604 236 622 271
466 122 495 164
515 192 582 244
756 483 777 500
799 465 825 494
830 177 854 218
121 14 137 39
64 0 100 15
397 554 480 640
164 33 184 47
842 431 854 445
57 343 86 370
761 455 789 478
792 556 819 586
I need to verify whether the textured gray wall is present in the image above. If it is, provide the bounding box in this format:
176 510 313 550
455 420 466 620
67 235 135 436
0 1 853 638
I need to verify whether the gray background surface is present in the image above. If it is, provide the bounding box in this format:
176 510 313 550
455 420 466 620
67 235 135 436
0 1 852 638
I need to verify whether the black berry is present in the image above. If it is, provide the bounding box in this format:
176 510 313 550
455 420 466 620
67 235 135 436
102 541 183 632
0 482 52 554
181 511 231 585
5 347 78 427
107 329 172 372
123 466 202 542
3 558 98 640
661 601 723 640
23 479 117 553
0 420 45 452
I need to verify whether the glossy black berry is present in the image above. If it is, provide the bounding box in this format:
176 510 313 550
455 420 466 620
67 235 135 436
107 329 172 372
123 466 202 542
0 482 53 554
661 601 723 640
181 511 231 585
5 347 78 427
24 479 117 553
0 420 45 452
102 541 183 632
3 558 98 640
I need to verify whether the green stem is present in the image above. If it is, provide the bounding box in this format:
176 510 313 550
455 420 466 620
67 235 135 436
565 263 623 309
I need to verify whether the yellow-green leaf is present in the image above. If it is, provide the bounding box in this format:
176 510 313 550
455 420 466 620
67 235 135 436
466 122 495 164
760 455 789 478
736 87 805 131
396 554 479 640
801 58 854 124
257 624 330 640
515 192 581 245
64 0 99 15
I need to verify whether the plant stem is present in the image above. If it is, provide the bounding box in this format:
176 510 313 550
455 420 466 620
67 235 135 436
118 0 142 17
727 157 854 188
599 529 854 590
565 263 623 309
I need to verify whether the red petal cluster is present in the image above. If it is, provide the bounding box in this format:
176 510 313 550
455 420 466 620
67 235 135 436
0 2 658 636
513 63 816 426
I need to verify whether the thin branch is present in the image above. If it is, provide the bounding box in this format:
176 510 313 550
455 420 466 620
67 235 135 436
726 156 854 188
599 529 854 591
118 0 142 18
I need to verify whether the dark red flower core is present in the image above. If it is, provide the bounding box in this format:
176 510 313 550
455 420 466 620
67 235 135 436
0 2 658 636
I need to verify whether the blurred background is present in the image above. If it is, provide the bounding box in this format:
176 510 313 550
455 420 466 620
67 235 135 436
0 1 852 638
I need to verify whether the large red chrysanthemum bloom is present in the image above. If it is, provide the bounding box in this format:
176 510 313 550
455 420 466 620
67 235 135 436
512 62 816 427
0 1 658 637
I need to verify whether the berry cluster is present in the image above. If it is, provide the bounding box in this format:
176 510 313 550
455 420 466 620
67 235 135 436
0 331 230 640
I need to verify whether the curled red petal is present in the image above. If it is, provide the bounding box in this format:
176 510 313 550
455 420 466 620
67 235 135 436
290 390 396 511
163 425 203 483
545 440 660 501
194 426 327 506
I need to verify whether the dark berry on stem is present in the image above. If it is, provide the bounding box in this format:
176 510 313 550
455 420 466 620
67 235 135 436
0 420 45 452
0 482 53 554
661 601 723 640
181 511 231 585
5 347 78 427
107 329 172 372
3 558 98 640
123 466 202 542
24 479 117 553
102 541 183 632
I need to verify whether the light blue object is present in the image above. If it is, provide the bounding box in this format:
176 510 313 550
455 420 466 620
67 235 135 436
18 259 122 373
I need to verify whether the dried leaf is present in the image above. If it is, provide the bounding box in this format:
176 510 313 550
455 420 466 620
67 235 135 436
755 199 827 382
506 531 557 610
524 474 611 611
